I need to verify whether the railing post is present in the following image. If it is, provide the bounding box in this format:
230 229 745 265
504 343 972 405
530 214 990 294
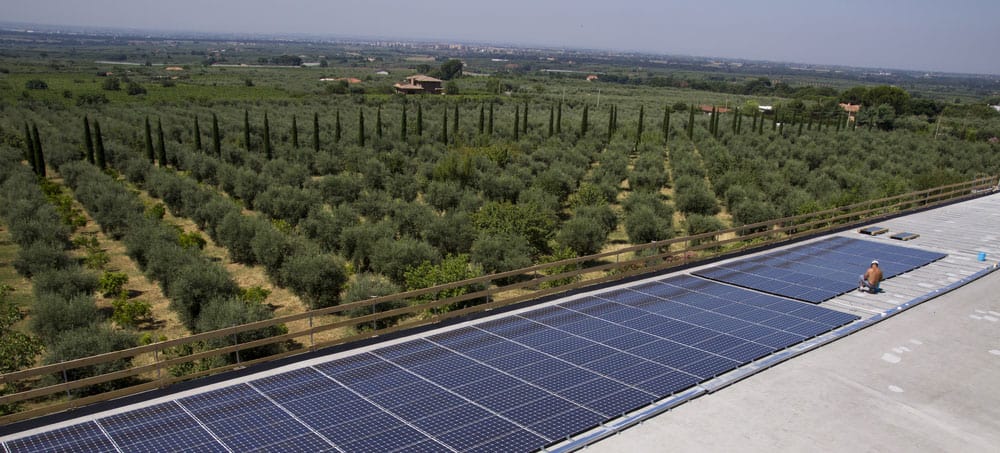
309 313 315 350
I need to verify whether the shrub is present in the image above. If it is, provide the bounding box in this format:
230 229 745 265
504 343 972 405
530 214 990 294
33 268 99 300
178 231 207 250
370 238 440 284
98 271 129 297
625 206 673 244
43 324 137 395
25 79 48 90
470 233 533 275
250 225 303 283
14 241 72 278
168 264 239 329
280 253 349 309
30 293 102 343
215 211 261 265
195 297 285 362
111 295 152 328
556 216 608 256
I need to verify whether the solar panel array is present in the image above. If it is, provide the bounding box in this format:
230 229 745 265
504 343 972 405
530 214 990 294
4 275 858 453
693 236 946 303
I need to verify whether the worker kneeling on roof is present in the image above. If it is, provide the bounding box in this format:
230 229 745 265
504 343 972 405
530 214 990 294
859 260 883 293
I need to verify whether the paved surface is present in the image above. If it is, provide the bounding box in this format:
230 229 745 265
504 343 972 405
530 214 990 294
589 269 1000 453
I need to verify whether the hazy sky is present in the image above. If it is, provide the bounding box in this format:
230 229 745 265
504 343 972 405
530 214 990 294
5 0 1000 74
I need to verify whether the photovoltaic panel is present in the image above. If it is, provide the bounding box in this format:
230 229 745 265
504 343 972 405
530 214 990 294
693 236 946 303
5 272 860 453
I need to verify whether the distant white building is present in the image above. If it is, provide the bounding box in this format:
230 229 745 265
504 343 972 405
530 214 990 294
758 105 773 113
990 105 1000 113
375 70 390 76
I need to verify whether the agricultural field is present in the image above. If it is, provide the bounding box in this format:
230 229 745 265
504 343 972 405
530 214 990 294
1 30 999 414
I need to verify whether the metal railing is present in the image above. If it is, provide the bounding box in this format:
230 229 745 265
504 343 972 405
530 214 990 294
1 175 996 424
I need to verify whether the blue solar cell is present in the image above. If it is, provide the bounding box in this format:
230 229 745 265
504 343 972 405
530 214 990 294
604 330 660 350
587 387 655 417
250 433 333 452
559 296 607 311
636 370 701 396
584 353 648 376
730 324 780 341
218 419 318 452
515 328 572 347
680 356 741 379
411 403 493 433
313 352 384 375
450 374 521 400
558 377 630 403
438 416 523 451
389 392 466 420
430 364 498 387
5 422 116 452
534 335 592 356
694 334 746 354
478 384 552 412
756 331 806 349
390 439 452 453
485 349 548 370
502 395 577 425
577 324 629 342
604 360 675 385
347 369 421 394
532 367 602 392
527 406 605 442
508 359 577 381
627 339 687 361
343 424 429 453
666 326 719 344
558 343 618 365
656 346 714 369
475 429 550 453
784 320 833 338
719 341 776 364
369 380 446 407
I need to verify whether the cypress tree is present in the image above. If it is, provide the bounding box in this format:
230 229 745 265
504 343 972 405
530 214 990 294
522 101 528 134
662 105 670 141
440 107 448 144
736 108 743 135
580 105 589 137
416 103 423 136
453 104 459 143
479 104 485 135
291 115 299 148
513 105 519 141
335 110 342 142
144 117 155 163
772 109 779 131
313 112 320 152
798 116 804 136
401 104 408 141
376 105 383 139
611 104 618 133
488 103 494 135
23 123 35 170
83 116 95 164
636 105 645 145
94 120 107 170
358 108 365 147
31 124 46 177
556 102 562 134
212 113 222 157
548 104 554 137
607 105 614 143
193 116 203 152
836 114 842 132
807 116 814 131
243 109 251 151
758 110 765 134
687 105 695 139
263 112 272 160
732 108 739 134
156 118 167 166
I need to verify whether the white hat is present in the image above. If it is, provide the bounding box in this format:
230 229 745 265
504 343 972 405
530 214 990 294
871 260 879 265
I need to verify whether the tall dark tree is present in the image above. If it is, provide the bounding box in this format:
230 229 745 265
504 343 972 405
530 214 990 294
23 123 35 170
416 103 423 136
478 104 485 135
522 101 529 134
212 113 222 156
94 120 107 170
556 102 563 134
513 105 520 141
358 108 365 147
579 105 589 137
312 112 320 152
400 103 408 140
732 107 739 134
376 105 383 139
83 116 95 164
607 105 615 143
662 104 670 141
291 115 299 148
263 112 272 160
144 117 155 163
548 104 555 137
772 109 779 131
440 107 448 144
687 105 696 139
156 118 167 166
335 110 342 142
488 103 494 135
243 109 251 151
31 123 46 177
636 105 645 146
193 116 203 152
452 104 459 143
